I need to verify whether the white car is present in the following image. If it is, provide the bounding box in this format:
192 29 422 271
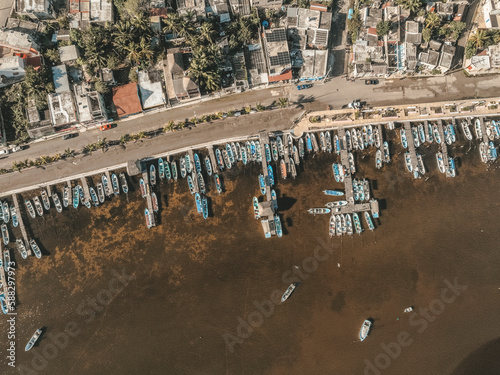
11 146 25 152
0 149 10 155
234 112 241 117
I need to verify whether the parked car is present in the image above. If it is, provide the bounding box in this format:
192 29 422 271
297 84 313 90
348 100 362 109
11 145 26 152
365 79 378 85
0 149 10 155
100 124 112 131
234 112 241 117
62 133 78 140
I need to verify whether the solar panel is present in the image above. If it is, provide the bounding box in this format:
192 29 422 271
266 29 287 43
269 51 290 67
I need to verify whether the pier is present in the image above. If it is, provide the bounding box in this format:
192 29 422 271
46 185 52 196
104 170 113 196
259 131 272 201
206 146 219 174
403 122 418 171
377 123 384 151
141 163 156 227
337 127 354 203
11 194 30 252
79 177 91 202
478 117 490 143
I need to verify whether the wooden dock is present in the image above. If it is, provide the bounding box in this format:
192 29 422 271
66 180 73 205
80 177 91 202
46 185 52 196
206 146 219 174
141 164 156 227
436 120 451 178
104 170 113 196
478 117 489 143
337 127 354 203
259 132 272 201
403 122 418 172
12 194 30 251
377 123 384 151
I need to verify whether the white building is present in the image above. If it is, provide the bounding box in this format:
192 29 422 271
0 56 25 87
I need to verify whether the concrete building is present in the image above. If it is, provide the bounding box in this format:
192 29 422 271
59 45 80 63
47 91 77 126
484 0 500 28
251 0 282 9
52 65 70 93
0 29 40 58
418 50 440 69
287 8 332 49
404 42 417 70
300 49 328 80
245 43 268 86
438 43 455 72
138 70 166 109
16 0 55 20
176 0 205 16
0 56 25 87
69 0 113 28
73 82 107 123
163 48 201 102
228 0 251 16
405 21 422 45
262 28 292 82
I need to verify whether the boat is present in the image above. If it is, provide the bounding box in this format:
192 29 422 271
479 142 488 163
329 215 336 237
202 196 208 219
305 134 313 153
335 215 342 236
359 320 372 341
194 153 202 173
444 126 452 146
145 208 152 229
448 157 456 178
97 183 105 203
404 307 414 313
111 174 120 195
158 158 165 180
367 125 374 146
33 197 44 216
215 148 224 171
151 192 159 213
427 123 434 143
2 202 8 223
404 152 413 173
383 141 390 163
72 187 79 209
411 126 420 147
418 124 426 144
276 136 285 157
222 149 232 169
185 154 192 173
164 161 172 181
39 190 50 211
253 197 260 219
197 172 206 194
400 129 408 149
345 214 353 236
281 282 297 302
489 141 497 161
280 159 287 179
298 138 305 158
486 124 494 141
235 142 242 161
356 129 364 150
226 143 235 164
362 126 368 148
461 120 473 141
271 189 278 210
1 224 9 245
308 208 331 214
63 186 69 208
51 193 62 213
150 165 157 186
436 152 446 173
268 165 274 186
275 215 282 237
16 239 27 259
89 187 99 206
340 214 347 235
187 175 195 195
492 120 500 139
246 141 252 162
289 158 297 178
353 212 363 234
325 131 332 153
30 239 41 258
326 200 348 208
332 163 340 183
139 178 147 198
433 124 441 144
205 156 213 176
363 180 370 200
346 130 353 151
258 174 266 195
475 118 483 139
80 187 90 209
255 141 263 162
264 143 272 163
322 190 344 199
375 149 383 169
373 127 381 148
364 212 375 230
351 130 359 150
213 174 222 194
25 329 42 352
417 154 425 175
449 124 457 143
320 132 326 152
102 174 111 196
119 173 129 193
195 193 202 213
334 134 340 155
231 143 239 162
180 157 187 178
10 207 18 228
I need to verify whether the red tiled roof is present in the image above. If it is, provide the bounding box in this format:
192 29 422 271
268 70 292 83
112 83 142 117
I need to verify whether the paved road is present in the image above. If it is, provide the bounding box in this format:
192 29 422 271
0 0 13 27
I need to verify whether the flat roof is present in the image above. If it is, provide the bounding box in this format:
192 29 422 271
52 64 70 93
138 70 166 109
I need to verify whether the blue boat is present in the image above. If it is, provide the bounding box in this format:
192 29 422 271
194 153 202 173
73 187 79 208
250 141 256 160
165 161 172 180
274 215 282 238
489 141 498 160
226 143 235 164
11 207 18 228
268 165 274 186
492 120 500 138
258 174 266 195
185 154 192 173
364 211 375 230
202 196 208 220
158 158 165 180
449 124 456 142
335 137 341 154
265 144 272 163
448 157 456 178
0 293 7 314
205 156 213 176
89 187 99 206
215 148 224 170
332 163 340 183
171 161 178 181
271 189 278 210
214 174 222 194
306 134 313 152
25 329 42 351
241 145 248 165
400 129 408 149
195 193 202 213
187 175 195 194
323 190 344 196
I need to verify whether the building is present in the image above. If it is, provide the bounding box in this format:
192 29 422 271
287 8 332 49
404 42 417 70
484 0 500 28
228 0 251 16
163 48 201 102
245 43 268 85
208 0 230 15
250 0 282 9
176 0 205 17
438 43 455 71
0 56 25 87
16 0 55 20
69 0 113 28
112 83 142 118
26 99 53 138
73 82 107 123
310 3 328 12
59 45 80 63
300 49 328 80
0 29 40 58
52 65 70 93
262 28 292 82
48 65 78 127
362 7 382 28
418 50 440 69
138 70 166 109
405 21 422 45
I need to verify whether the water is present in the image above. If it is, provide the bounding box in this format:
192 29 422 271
2 137 500 374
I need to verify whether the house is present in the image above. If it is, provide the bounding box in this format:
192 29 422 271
73 82 107 123
287 8 332 49
112 83 142 118
300 49 328 80
208 0 230 15
47 91 77 126
0 56 25 87
69 0 113 28
438 43 455 71
138 70 166 109
418 50 440 69
469 53 491 71
52 65 71 93
0 29 40 58
352 42 385 77
384 5 403 42
163 48 201 102
405 21 422 45
488 44 500 67
362 7 382 28
404 42 417 70
262 28 292 82
251 0 282 9
176 0 205 17
436 2 454 19
228 0 251 16
310 3 328 12
245 43 268 85
483 0 500 28
59 45 80 63
16 0 55 20
5 17 39 34
26 99 53 138
54 29 71 42
454 4 467 22
429 39 442 51
231 51 249 88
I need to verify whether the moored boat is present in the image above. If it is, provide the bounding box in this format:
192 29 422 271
185 153 192 173
298 137 305 158
72 187 79 209
158 158 165 180
448 157 456 178
194 153 202 173
345 213 353 236
404 152 413 173
195 193 202 213
33 197 44 216
325 131 332 153
145 208 152 229
417 154 425 175
363 180 370 200
461 120 473 141
351 130 359 150
329 215 336 237
202 196 208 219
11 206 18 227
411 126 420 147
255 141 262 162
252 196 260 219
52 192 63 213
63 186 69 208
187 175 195 194
16 239 27 259
383 141 390 163
151 192 158 213
164 161 172 181
486 124 494 141
150 165 156 186
308 207 331 214
436 152 446 173
119 173 129 193
280 159 287 179
97 183 105 203
449 124 457 142
274 215 282 237
180 157 187 178
276 136 285 157
40 190 50 210
111 174 120 195
264 143 271 163
268 165 274 186
320 132 326 152
235 143 242 161
492 120 500 139
305 133 313 153
1 294 8 314
323 190 344 196
373 127 381 148
197 172 206 194
427 123 433 143
364 211 375 230
102 174 111 197
205 156 213 176
335 215 342 236
226 143 235 164
222 149 232 169
139 178 147 198
271 189 278 210
353 212 363 234
271 140 279 161
332 163 340 183
1 224 9 245
359 320 372 341
215 174 222 194
488 141 497 161
89 187 99 206
281 282 297 302
25 329 42 351
215 148 224 170
333 134 340 155
375 149 383 169
30 239 42 258
357 128 364 150
2 202 8 223
346 130 353 151
326 200 348 208
475 118 483 139
259 174 266 195
433 124 441 144
231 143 239 162
418 124 426 144
400 128 408 149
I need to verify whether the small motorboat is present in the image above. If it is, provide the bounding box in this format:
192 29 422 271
433 124 441 144
383 141 390 163
33 197 44 216
418 124 426 144
187 175 195 195
329 214 336 237
281 282 297 302
375 149 383 169
52 192 63 213
16 239 27 259
111 174 120 195
214 174 222 194
259 174 266 195
268 165 274 186
205 156 213 176
359 320 372 341
30 239 42 258
436 152 446 173
404 153 413 173
202 196 208 220
165 161 172 181
194 153 202 173
195 193 202 213
139 178 147 198
185 153 193 173
253 197 260 219
461 120 473 141
97 183 105 203
325 201 348 208
151 192 159 213
180 157 187 178
323 190 344 196
280 159 287 179
404 307 414 313
40 190 50 211
150 164 157 186
400 128 408 149
119 173 129 193
264 143 272 163
63 186 70 208
308 208 331 215
10 206 18 227
475 118 483 140
215 148 224 171
158 158 165 180
145 208 153 229
1 224 9 245
25 329 43 351
89 187 99 206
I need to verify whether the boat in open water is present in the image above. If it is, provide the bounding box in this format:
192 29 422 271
10 207 18 228
33 197 44 216
205 156 213 176
323 190 344 196
1 224 9 245
139 178 147 198
25 329 42 351
97 183 105 203
259 174 266 195
202 196 208 219
72 187 79 209
400 129 408 149
353 212 363 234
119 173 129 193
214 174 222 194
111 174 120 195
364 212 375 230
197 172 206 194
253 197 260 219
281 282 297 302
89 187 99 206
359 320 372 341
150 165 157 186
145 208 152 229
275 215 282 237
187 175 195 194
52 192 63 212
30 239 42 258
308 207 331 215
16 239 27 259
268 165 274 186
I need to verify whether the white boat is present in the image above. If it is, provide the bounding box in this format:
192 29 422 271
479 142 488 163
436 152 446 173
359 320 372 341
404 307 413 313
461 120 473 141
475 118 483 139
281 282 297 302
326 201 348 208
348 152 356 174
417 154 425 175
400 128 408 149
486 124 495 141
433 124 441 144
404 153 413 173
383 141 390 163
345 213 353 236
411 126 420 147
375 149 383 169
345 130 352 151
329 215 336 238
308 207 331 214
25 329 42 351
373 126 381 148
418 124 426 144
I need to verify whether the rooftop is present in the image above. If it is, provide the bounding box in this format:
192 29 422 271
112 83 142 117
245 43 268 85
470 55 491 70
300 49 327 79
138 70 166 109
287 7 332 31
52 64 70 93
16 0 50 14
59 45 79 62
264 28 291 74
48 91 77 126
0 29 39 54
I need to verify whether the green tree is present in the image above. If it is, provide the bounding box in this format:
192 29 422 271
422 27 432 43
44 48 60 65
469 29 489 50
397 0 422 13
124 0 149 17
94 80 110 94
449 21 466 40
277 97 289 108
347 9 362 41
376 21 392 37
425 12 441 30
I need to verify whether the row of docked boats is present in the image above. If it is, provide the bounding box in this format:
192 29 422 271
328 211 374 237
0 237 41 265
434 152 456 177
404 152 426 179
400 123 457 148
353 179 371 202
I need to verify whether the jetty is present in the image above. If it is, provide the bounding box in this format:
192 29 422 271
141 164 156 227
206 146 219 174
259 131 272 201
478 117 490 143
11 194 31 252
403 122 418 171
104 170 112 196
0 242 9 305
337 127 354 203
79 177 91 202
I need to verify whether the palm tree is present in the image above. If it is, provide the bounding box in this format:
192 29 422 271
256 103 265 112
199 22 215 43
204 72 220 92
64 148 75 158
277 97 289 108
53 153 62 161
425 12 441 30
469 29 490 49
